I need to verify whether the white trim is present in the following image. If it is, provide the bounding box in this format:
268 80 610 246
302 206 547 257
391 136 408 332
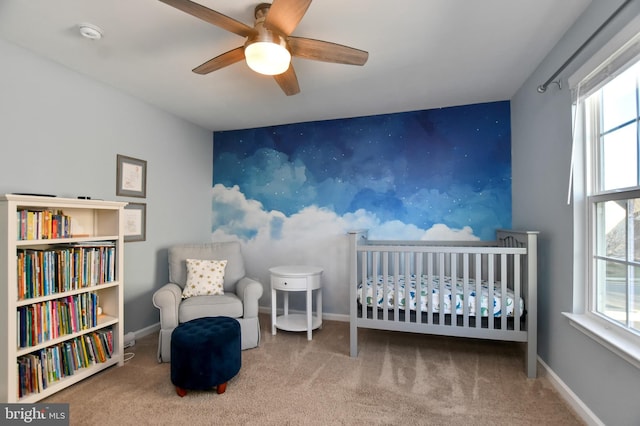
567 12 640 375
562 312 640 369
537 356 605 426
129 322 160 341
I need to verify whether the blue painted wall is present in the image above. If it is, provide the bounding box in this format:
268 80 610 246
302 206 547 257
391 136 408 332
212 101 511 314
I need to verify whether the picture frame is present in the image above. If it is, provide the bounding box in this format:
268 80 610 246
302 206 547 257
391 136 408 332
116 154 147 198
123 202 146 242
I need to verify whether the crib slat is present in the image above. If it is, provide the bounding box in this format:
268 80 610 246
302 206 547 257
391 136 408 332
382 251 389 322
427 252 434 324
438 252 445 326
415 252 423 324
501 253 507 330
393 252 400 323
359 251 366 319
372 252 379 320
364 251 370 319
475 253 482 328
404 251 411 323
463 253 469 328
487 254 494 330
514 254 521 331
450 253 457 327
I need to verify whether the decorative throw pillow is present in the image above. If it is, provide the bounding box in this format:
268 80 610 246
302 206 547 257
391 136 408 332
182 259 227 299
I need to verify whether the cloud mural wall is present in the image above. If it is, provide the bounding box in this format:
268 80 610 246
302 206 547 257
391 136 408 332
212 101 511 316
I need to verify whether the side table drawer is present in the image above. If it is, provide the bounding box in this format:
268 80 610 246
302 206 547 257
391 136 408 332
271 276 307 290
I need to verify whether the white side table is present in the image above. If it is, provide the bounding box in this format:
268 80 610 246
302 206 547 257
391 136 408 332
270 265 323 340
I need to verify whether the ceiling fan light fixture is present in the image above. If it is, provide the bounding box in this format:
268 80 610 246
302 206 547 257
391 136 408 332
245 40 291 76
161 0 368 95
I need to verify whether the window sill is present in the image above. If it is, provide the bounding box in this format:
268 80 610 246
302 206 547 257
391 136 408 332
562 312 640 370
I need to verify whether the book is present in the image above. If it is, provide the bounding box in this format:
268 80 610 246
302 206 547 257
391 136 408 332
84 335 96 365
91 333 106 363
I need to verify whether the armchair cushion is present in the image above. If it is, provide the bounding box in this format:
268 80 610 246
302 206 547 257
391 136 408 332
179 293 243 323
182 259 227 298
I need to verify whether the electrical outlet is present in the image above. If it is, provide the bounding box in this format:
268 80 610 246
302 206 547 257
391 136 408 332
124 332 135 348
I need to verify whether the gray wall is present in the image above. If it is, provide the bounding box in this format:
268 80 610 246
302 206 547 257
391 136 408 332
0 38 213 334
511 0 640 424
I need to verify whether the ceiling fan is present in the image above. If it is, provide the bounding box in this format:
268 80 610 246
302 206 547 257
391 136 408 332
159 0 369 96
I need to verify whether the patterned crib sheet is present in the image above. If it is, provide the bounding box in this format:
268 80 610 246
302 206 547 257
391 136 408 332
358 275 524 317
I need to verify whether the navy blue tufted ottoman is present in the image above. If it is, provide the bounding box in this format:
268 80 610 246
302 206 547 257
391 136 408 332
170 316 241 396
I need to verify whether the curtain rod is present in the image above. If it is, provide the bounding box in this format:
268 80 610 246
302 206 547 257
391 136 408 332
537 0 633 93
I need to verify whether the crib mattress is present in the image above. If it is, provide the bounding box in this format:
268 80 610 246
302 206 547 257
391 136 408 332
358 275 524 317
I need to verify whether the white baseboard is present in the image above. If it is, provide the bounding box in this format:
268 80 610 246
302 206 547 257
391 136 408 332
537 356 604 426
129 322 160 341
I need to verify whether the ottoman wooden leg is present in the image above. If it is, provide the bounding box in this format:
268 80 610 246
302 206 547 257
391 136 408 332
216 382 227 394
176 387 187 397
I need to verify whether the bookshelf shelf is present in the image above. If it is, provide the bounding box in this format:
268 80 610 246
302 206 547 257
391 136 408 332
15 236 121 246
15 282 121 307
0 194 127 402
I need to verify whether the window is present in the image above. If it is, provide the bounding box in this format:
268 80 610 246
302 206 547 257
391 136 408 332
566 27 640 367
584 62 640 335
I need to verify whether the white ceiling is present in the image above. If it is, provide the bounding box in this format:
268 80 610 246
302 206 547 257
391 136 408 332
0 0 591 131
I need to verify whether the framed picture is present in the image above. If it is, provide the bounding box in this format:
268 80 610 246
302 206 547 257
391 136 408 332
116 154 147 198
123 202 146 242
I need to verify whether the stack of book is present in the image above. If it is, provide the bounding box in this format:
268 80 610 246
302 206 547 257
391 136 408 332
16 328 114 399
17 293 99 348
16 242 116 300
16 209 72 240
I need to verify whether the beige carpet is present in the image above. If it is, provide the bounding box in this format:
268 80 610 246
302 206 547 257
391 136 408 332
44 314 583 425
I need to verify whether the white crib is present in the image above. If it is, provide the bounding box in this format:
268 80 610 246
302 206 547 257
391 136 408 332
348 229 538 378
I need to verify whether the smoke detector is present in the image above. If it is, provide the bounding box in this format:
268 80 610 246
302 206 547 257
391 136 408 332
78 23 103 40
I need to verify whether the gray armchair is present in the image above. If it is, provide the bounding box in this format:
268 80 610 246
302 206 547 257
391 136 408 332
152 241 263 362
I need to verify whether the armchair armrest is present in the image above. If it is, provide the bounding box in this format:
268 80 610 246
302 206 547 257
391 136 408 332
236 276 263 319
152 283 182 330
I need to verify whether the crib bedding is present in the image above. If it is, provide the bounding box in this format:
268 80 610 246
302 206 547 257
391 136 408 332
357 274 524 317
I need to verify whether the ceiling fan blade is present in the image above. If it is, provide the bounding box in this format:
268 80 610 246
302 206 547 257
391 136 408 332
288 36 368 65
263 0 312 36
273 65 301 96
159 0 256 38
192 47 245 74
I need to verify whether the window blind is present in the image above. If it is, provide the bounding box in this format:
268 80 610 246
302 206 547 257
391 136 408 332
571 32 640 101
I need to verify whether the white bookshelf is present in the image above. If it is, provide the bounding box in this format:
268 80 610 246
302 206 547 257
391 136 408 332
0 194 126 402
